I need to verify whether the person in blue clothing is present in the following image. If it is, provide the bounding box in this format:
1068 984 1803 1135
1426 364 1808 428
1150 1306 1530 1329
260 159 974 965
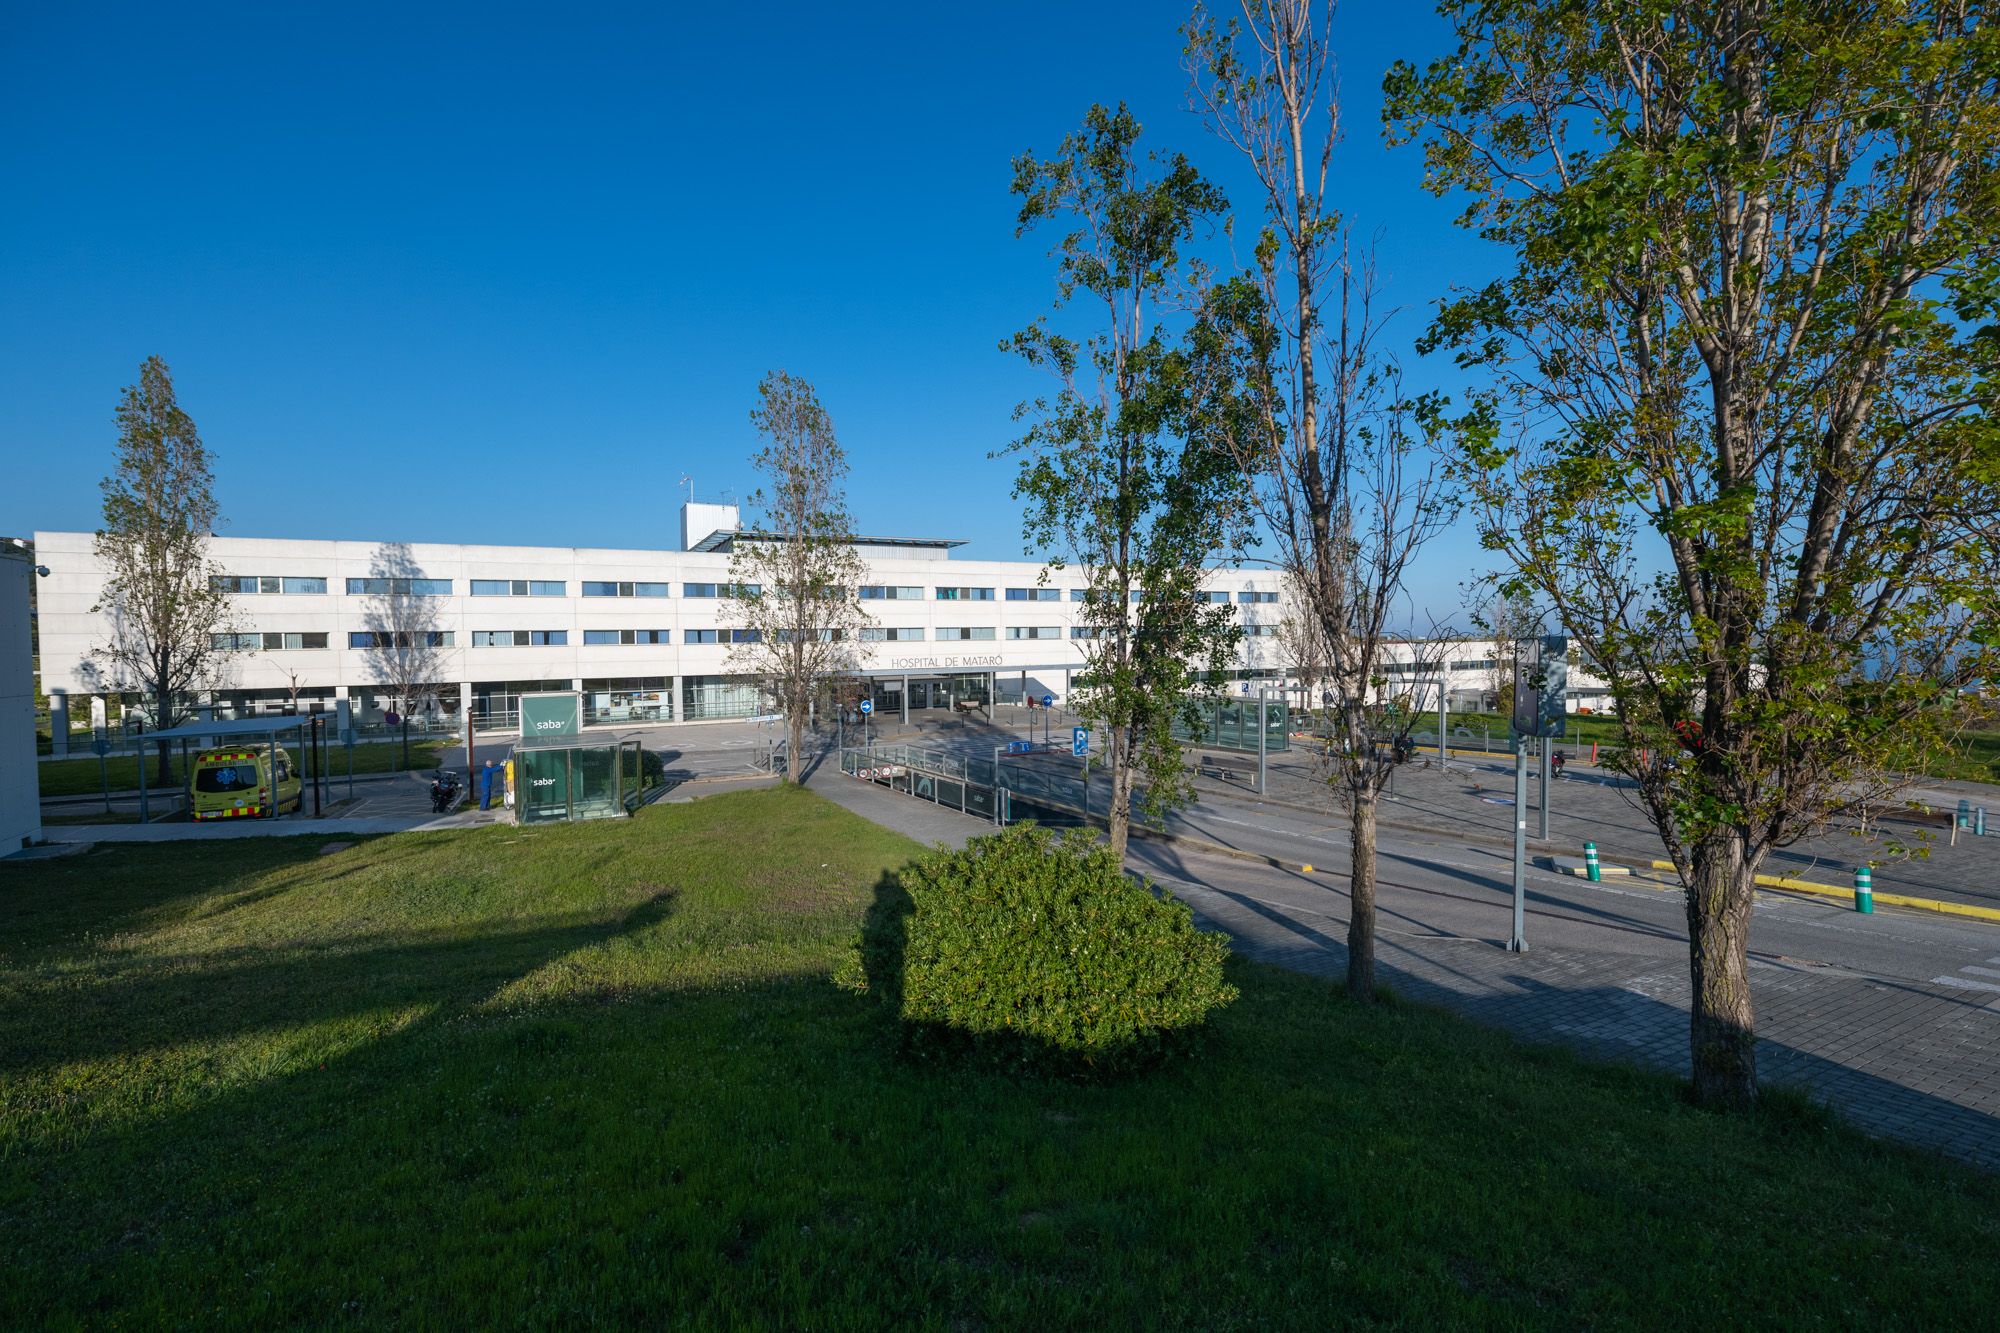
479 759 498 810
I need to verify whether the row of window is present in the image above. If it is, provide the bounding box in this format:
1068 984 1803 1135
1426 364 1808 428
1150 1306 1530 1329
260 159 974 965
211 576 329 595
219 622 1283 652
213 632 331 650
212 574 1284 604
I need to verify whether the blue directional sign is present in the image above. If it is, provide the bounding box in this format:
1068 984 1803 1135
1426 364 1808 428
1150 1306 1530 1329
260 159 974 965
859 699 874 715
1007 740 1034 755
1072 727 1090 757
1041 693 1055 708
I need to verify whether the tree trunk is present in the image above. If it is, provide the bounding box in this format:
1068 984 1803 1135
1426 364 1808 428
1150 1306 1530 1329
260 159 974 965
787 711 804 785
401 715 411 772
1106 726 1131 859
153 684 173 784
1686 831 1758 1109
1346 794 1378 1001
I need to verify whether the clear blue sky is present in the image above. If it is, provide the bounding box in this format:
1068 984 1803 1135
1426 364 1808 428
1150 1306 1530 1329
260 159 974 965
0 1 1497 616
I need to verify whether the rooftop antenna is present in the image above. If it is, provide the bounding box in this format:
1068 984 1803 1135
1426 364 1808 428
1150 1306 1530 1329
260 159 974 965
680 474 693 504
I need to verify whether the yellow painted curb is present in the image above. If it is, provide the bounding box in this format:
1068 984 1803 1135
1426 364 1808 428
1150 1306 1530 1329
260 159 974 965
1646 859 2000 924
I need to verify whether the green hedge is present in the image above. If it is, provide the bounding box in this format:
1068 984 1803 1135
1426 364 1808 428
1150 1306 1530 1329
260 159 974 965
841 825 1236 1077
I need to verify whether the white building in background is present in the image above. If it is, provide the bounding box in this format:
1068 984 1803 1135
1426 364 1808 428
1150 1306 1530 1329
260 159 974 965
31 503 1610 747
2 541 42 849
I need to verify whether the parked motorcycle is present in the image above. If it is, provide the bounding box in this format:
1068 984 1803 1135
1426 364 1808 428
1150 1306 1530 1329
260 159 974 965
429 769 461 813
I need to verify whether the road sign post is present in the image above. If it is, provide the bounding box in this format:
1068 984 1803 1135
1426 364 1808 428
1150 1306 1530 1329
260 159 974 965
1257 687 1270 796
1073 727 1091 827
92 731 111 813
1511 738 1529 951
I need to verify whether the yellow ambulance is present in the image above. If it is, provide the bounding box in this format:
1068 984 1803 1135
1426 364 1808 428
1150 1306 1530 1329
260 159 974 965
188 747 303 820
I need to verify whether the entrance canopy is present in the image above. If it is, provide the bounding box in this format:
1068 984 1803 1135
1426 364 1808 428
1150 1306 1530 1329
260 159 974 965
138 715 316 743
126 714 331 822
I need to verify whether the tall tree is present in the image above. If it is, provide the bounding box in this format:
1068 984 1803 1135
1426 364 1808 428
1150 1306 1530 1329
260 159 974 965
358 543 455 769
1006 103 1250 859
90 356 233 781
1387 0 2000 1105
728 371 869 783
1188 2 1458 1001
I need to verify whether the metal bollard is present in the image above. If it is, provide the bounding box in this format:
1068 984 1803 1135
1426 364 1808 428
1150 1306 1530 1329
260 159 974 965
1584 841 1602 883
1957 798 1971 829
1853 865 1874 914
1977 807 1988 837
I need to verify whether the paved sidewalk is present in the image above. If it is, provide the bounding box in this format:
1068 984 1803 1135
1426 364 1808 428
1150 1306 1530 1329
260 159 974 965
808 766 2000 1169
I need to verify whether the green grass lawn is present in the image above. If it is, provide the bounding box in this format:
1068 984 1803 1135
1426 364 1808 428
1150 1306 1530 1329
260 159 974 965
2 786 1995 1326
36 738 454 799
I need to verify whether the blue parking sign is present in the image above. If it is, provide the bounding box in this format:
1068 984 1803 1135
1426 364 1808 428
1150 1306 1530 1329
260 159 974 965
1072 727 1089 757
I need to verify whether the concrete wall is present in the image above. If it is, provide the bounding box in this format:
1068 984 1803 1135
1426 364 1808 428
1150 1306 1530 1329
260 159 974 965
28 527 1611 720
1 549 41 850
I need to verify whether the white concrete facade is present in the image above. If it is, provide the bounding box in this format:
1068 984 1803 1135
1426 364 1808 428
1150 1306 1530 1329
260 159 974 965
31 514 1302 726
2 545 42 849
31 507 1611 731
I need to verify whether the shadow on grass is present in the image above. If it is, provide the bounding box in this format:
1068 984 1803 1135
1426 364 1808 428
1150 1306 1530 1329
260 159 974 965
0 871 678 1076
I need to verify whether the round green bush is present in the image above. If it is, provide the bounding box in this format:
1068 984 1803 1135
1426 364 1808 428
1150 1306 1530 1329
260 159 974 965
842 824 1237 1076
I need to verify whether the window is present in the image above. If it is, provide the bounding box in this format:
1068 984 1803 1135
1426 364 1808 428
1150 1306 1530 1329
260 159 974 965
581 580 672 598
1242 624 1278 637
683 629 720 644
860 585 923 601
1238 590 1280 604
262 632 328 650
471 578 567 597
345 577 450 596
1007 626 1060 640
730 628 762 644
682 583 717 598
1451 658 1498 672
859 627 925 642
682 582 758 598
1069 589 1089 602
934 586 994 601
472 630 567 647
210 632 261 650
1203 591 1232 603
1006 587 1061 602
347 630 454 648
582 629 670 645
775 628 844 643
936 627 996 641
212 575 327 595
1071 627 1102 640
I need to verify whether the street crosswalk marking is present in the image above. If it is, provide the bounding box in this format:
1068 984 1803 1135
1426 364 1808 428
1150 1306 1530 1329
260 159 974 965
1934 975 2000 994
1962 965 2000 980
